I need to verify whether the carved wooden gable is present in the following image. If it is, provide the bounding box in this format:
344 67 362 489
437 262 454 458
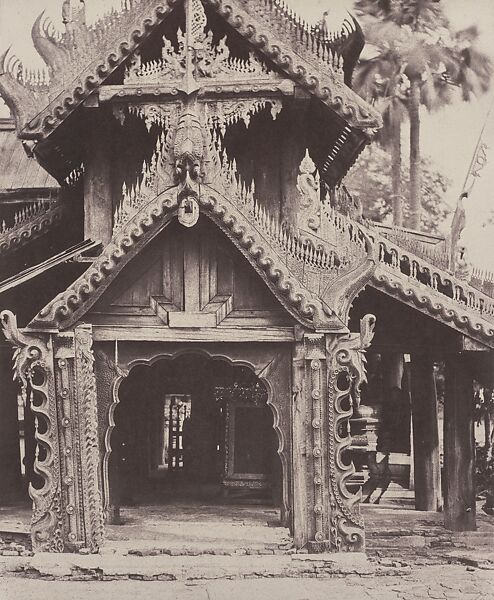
0 0 381 187
90 216 293 328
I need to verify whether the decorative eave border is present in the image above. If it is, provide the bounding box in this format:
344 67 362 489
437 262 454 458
371 265 494 348
199 186 347 331
27 185 346 332
20 1 178 141
0 203 65 256
203 0 382 132
19 0 381 142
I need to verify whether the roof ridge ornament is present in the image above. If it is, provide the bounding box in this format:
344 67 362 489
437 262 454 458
125 0 274 86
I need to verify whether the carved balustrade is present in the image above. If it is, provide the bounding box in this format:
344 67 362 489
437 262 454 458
370 231 494 321
0 199 66 256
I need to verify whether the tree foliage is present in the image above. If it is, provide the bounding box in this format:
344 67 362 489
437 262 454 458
353 0 492 230
346 144 451 234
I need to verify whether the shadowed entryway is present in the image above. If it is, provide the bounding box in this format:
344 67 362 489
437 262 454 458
105 352 285 548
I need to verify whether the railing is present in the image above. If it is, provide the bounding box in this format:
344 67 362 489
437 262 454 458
470 267 494 298
0 199 65 255
368 229 494 321
372 222 450 272
1 200 49 234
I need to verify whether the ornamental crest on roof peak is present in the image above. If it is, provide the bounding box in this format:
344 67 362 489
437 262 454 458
125 0 276 88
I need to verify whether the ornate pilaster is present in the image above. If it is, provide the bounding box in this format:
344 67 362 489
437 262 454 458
303 333 327 550
74 325 105 551
53 332 82 550
0 312 105 552
295 315 375 552
0 311 64 552
51 326 105 552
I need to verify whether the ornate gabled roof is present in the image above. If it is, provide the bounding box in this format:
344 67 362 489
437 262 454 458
28 183 362 332
0 0 381 145
0 0 175 139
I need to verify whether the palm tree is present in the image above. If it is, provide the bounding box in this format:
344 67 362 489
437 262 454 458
353 27 409 225
354 0 492 230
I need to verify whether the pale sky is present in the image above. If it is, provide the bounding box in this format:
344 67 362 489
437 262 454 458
1 0 494 269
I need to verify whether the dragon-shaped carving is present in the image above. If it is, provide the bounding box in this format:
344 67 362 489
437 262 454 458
325 314 376 551
0 310 64 552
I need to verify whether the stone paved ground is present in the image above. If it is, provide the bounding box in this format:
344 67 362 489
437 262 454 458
0 565 493 600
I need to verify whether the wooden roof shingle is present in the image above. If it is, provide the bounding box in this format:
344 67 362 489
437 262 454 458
0 119 59 193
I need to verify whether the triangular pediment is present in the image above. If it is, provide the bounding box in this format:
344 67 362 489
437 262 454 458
89 216 292 328
0 0 381 183
28 184 350 331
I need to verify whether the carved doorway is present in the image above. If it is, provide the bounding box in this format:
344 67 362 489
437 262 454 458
108 353 282 517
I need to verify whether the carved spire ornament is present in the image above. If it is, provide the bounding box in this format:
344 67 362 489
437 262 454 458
125 0 275 87
296 149 322 234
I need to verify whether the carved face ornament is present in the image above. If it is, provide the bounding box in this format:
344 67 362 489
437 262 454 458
173 111 204 228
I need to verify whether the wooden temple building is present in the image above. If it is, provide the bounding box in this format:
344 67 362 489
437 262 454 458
0 0 493 554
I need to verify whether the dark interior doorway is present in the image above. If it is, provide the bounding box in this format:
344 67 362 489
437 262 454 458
0 346 36 534
108 353 282 514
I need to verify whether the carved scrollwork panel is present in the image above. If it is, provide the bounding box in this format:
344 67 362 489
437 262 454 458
0 311 64 552
74 325 105 552
325 314 376 551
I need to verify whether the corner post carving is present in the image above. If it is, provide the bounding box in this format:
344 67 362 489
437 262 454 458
73 324 105 551
325 314 376 551
302 332 328 551
49 324 104 552
0 311 64 552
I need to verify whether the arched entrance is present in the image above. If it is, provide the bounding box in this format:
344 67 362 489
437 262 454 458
105 352 285 548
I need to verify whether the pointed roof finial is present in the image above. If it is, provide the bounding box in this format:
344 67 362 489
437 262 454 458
62 0 86 29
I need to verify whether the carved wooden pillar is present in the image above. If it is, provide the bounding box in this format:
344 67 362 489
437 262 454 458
291 338 310 548
293 315 375 553
302 332 328 551
52 324 104 552
73 325 105 550
444 353 476 531
381 352 404 390
410 353 442 511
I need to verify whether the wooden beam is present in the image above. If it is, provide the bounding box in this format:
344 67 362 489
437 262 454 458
84 113 113 246
410 353 442 512
98 80 295 104
0 240 100 295
92 325 295 343
444 353 476 531
0 188 59 202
